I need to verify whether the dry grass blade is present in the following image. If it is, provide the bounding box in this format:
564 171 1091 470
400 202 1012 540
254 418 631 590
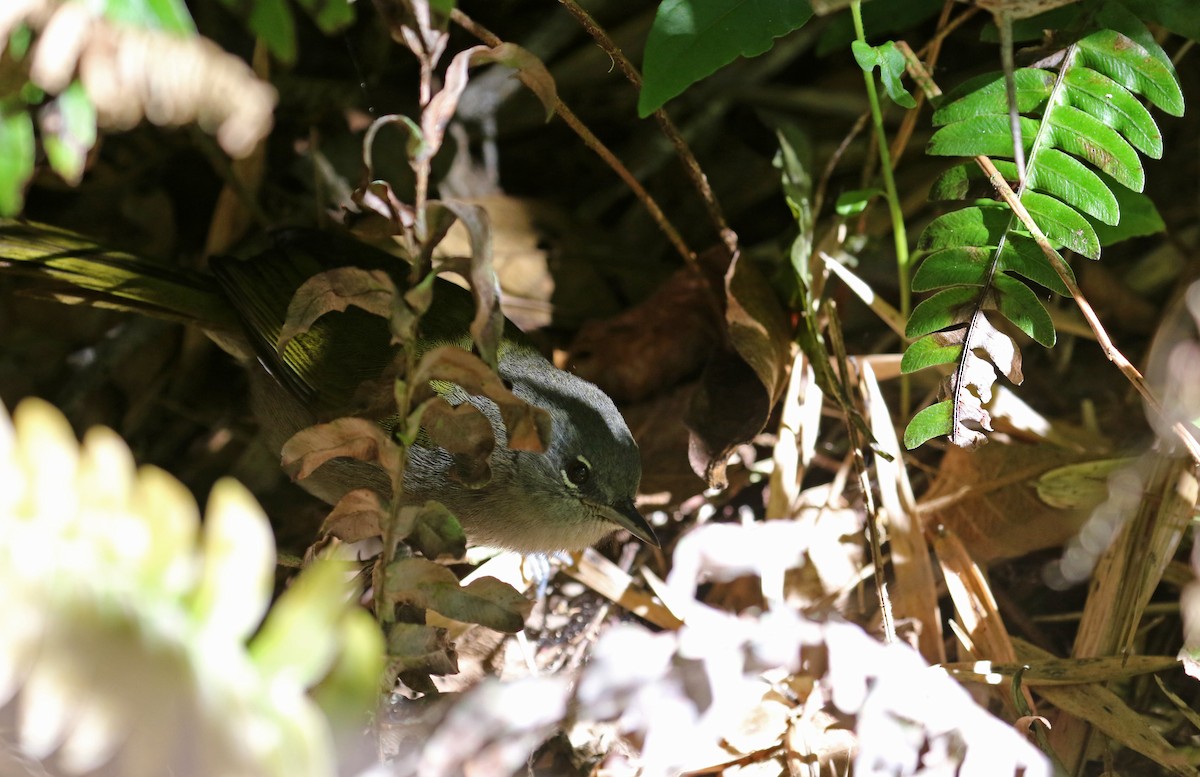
943 653 1179 686
563 548 682 631
929 523 1031 716
1049 454 1198 770
859 360 943 663
1017 641 1198 777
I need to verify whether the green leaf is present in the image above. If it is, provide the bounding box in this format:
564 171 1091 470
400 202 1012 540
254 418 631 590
918 205 1011 251
291 0 355 34
906 286 977 339
219 0 297 63
1075 29 1184 117
927 114 1036 159
40 82 97 186
0 106 35 217
100 0 197 34
993 273 1055 347
851 40 916 109
999 234 1073 297
904 399 954 449
1026 148 1119 225
835 187 883 216
1088 173 1165 246
638 0 813 116
1062 67 1162 158
250 559 353 687
1045 104 1144 192
901 335 962 373
911 246 991 292
1021 191 1101 259
1117 0 1200 42
932 68 1054 126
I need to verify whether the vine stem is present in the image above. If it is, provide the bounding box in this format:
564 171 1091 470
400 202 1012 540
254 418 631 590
850 1 912 413
555 0 738 257
450 7 695 266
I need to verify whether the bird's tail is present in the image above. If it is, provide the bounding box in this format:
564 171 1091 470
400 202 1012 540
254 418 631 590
0 220 239 333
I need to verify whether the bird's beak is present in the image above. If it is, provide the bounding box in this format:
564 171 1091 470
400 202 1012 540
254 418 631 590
602 497 660 547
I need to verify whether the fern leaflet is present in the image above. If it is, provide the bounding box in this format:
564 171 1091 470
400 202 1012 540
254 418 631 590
902 18 1184 450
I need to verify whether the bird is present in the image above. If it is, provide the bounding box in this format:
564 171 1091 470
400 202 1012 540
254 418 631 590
0 219 658 553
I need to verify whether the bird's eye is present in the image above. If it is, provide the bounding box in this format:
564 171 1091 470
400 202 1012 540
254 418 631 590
565 457 591 486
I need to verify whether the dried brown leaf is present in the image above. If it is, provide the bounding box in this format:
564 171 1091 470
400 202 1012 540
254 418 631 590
276 267 397 351
429 200 503 368
412 346 551 452
321 487 386 542
281 417 400 483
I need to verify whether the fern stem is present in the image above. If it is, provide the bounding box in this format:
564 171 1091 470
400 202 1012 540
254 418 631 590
850 1 911 413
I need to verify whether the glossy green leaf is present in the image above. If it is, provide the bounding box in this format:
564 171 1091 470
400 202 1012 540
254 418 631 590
40 82 97 186
1075 29 1184 116
927 115 1036 160
993 273 1055 347
0 106 35 216
638 0 814 116
999 235 1072 297
904 399 954 449
918 206 1011 252
851 40 916 109
1026 148 1118 225
901 335 962 374
1045 104 1144 192
911 246 991 292
932 68 1054 126
906 287 977 339
1021 191 1100 259
1062 67 1162 158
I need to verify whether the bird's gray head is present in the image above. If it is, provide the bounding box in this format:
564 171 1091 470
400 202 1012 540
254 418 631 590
412 350 657 553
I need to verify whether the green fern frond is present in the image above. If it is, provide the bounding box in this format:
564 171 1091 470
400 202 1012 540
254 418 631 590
902 18 1184 450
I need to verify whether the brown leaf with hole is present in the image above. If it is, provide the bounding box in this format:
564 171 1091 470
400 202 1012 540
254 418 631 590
412 346 551 452
277 267 397 351
281 417 400 483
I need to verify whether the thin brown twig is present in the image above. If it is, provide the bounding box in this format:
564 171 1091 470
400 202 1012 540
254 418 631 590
555 0 738 257
450 7 695 265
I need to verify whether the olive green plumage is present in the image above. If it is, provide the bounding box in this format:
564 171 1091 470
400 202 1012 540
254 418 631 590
0 220 656 552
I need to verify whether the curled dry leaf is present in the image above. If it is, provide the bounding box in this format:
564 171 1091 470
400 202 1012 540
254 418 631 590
8 0 276 158
281 417 400 483
412 346 551 452
277 267 398 351
321 487 386 543
422 44 557 164
430 200 504 368
687 248 792 487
